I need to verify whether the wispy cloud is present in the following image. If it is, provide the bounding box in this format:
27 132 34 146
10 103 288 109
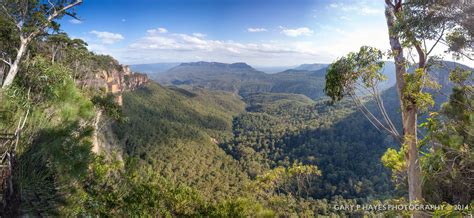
193 33 206 38
90 30 124 44
327 2 383 15
147 27 168 34
69 19 82 24
120 28 336 65
280 26 313 37
130 29 309 54
247 27 267 32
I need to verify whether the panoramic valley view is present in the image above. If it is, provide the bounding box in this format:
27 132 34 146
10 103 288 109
0 0 473 216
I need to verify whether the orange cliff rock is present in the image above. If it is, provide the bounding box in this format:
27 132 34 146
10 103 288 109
89 64 149 154
82 62 149 106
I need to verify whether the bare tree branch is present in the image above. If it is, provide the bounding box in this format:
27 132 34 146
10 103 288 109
25 0 83 41
385 0 395 9
349 92 402 142
426 24 446 56
373 86 401 138
0 58 12 66
47 0 83 22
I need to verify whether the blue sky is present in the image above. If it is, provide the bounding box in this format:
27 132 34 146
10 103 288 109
58 0 470 67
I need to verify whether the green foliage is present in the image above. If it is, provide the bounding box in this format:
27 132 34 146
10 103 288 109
207 197 274 217
0 13 19 60
10 88 96 215
0 0 80 36
68 155 213 216
225 92 396 200
5 56 95 121
91 94 125 122
398 0 473 59
251 162 321 198
325 46 386 103
2 4 471 215
16 122 94 215
82 153 274 217
0 43 100 215
431 202 473 217
2 56 95 130
449 66 473 85
113 83 249 202
402 68 439 112
381 148 405 174
381 147 406 190
446 29 470 55
419 67 473 205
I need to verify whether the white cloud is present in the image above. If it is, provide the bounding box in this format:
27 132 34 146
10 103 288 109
158 28 168 33
327 2 383 16
69 19 82 24
147 27 168 34
360 7 383 15
87 43 107 54
280 27 313 37
90 30 124 44
131 29 304 54
247 27 267 32
193 33 206 38
78 9 473 67
85 23 394 66
120 28 334 65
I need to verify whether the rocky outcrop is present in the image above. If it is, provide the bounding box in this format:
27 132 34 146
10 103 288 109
124 72 149 91
89 65 148 155
83 62 149 106
104 65 149 105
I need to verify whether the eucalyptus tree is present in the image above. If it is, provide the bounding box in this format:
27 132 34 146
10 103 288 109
325 0 473 209
47 32 71 63
0 0 83 89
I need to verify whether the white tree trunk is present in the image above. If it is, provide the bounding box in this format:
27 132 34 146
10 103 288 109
1 38 28 89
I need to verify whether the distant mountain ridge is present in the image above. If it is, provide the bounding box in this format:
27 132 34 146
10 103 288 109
170 61 262 74
293 63 329 71
144 60 470 101
255 65 298 74
130 62 180 74
179 61 254 69
155 61 329 99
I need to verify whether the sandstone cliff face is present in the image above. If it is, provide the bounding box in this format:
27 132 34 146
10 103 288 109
90 64 149 155
88 63 149 106
125 72 149 90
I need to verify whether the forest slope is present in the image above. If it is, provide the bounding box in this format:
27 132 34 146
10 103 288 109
113 83 249 201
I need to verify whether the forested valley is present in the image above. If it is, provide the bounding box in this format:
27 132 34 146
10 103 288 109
0 0 473 217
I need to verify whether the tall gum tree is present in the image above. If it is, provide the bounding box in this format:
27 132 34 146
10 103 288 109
384 0 472 204
0 0 83 89
325 0 473 215
384 0 423 204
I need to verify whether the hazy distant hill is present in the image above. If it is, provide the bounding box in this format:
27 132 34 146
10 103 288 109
152 60 469 101
155 61 329 99
293 63 329 71
130 62 180 74
255 65 298 74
